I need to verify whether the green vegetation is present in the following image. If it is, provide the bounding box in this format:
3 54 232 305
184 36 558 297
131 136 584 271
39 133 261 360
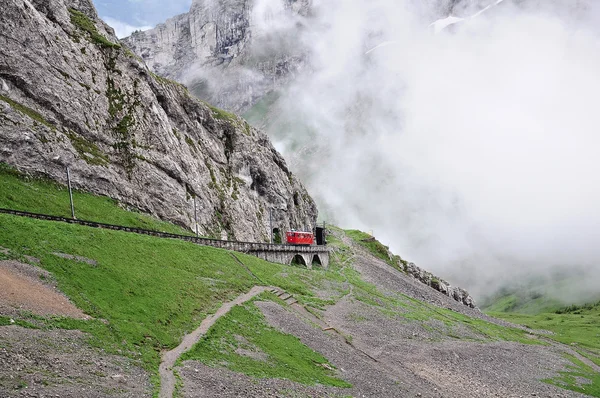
480 270 600 315
2 167 590 395
184 135 197 152
65 131 109 166
345 229 394 265
0 163 190 235
545 354 600 396
344 229 410 273
488 301 600 396
0 166 353 391
0 94 54 129
489 307 600 354
0 208 355 391
481 290 563 314
0 315 37 329
180 297 351 387
206 102 237 123
557 301 600 314
0 213 260 391
68 8 120 49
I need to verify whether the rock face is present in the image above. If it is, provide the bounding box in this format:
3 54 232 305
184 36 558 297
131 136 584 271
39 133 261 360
353 236 476 308
122 0 309 113
404 261 476 308
0 0 317 242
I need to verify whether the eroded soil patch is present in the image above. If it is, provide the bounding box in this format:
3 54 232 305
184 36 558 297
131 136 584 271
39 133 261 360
0 260 88 319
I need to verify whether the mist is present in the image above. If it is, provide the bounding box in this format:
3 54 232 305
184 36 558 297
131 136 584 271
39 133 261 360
249 0 600 301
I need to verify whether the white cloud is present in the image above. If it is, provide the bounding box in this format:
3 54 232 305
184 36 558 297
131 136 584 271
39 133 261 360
266 0 600 300
102 16 152 38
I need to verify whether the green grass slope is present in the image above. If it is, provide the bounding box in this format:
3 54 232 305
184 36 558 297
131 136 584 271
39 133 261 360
489 304 600 396
0 163 190 235
480 271 600 315
489 302 600 360
0 211 355 393
179 295 352 388
481 291 563 314
485 295 600 397
0 214 255 385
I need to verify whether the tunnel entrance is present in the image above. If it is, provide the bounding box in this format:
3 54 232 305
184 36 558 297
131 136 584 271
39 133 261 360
315 226 325 245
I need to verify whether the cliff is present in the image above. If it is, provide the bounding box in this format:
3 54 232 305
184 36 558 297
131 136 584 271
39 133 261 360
122 0 309 113
0 0 317 242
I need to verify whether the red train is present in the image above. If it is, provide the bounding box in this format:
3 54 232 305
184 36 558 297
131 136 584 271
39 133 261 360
285 230 314 246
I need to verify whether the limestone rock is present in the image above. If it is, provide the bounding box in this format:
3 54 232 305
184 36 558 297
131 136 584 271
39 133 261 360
404 262 476 308
0 0 317 242
122 0 310 113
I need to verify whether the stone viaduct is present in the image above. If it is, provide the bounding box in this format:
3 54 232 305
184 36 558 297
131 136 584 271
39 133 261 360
176 238 330 269
0 208 330 269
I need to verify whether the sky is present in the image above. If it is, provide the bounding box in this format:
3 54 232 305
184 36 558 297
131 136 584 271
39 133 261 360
92 0 192 37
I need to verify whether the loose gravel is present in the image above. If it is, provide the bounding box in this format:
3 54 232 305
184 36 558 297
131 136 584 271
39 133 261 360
177 240 589 397
0 326 151 397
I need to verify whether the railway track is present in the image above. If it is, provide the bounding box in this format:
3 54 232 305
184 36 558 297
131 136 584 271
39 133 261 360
0 208 328 257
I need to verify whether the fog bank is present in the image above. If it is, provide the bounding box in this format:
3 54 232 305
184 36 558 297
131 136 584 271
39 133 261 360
263 0 600 300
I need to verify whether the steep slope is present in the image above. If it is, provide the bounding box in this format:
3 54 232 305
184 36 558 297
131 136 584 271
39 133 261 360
0 172 596 397
122 0 309 113
0 0 316 242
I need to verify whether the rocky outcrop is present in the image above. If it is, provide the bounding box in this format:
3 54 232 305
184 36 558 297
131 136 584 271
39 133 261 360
353 235 476 308
0 0 317 242
403 261 476 308
122 0 309 113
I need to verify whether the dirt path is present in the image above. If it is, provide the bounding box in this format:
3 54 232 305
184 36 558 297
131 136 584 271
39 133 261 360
158 286 271 398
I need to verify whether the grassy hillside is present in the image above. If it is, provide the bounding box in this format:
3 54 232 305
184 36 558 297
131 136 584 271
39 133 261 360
489 301 600 357
0 211 359 393
179 295 352 388
2 165 598 396
483 290 600 398
480 271 600 315
489 303 600 396
0 163 191 235
481 291 564 314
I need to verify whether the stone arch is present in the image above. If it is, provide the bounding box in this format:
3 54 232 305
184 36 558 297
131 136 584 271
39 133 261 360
290 254 307 267
312 254 323 268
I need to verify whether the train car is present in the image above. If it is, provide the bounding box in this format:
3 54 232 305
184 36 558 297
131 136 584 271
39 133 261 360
286 230 314 246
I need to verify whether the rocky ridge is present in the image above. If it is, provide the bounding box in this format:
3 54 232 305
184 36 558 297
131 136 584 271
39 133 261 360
355 235 476 308
122 0 310 113
0 0 317 242
404 261 475 308
120 0 499 114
